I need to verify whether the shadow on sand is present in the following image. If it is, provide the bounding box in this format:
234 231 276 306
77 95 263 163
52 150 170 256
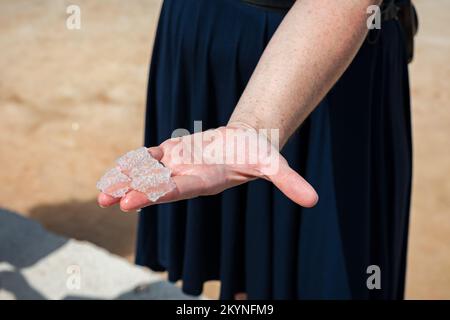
0 209 66 299
28 199 137 260
0 208 196 300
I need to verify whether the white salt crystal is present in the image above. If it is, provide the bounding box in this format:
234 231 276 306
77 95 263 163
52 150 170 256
97 147 176 202
130 163 176 202
116 147 158 173
96 167 131 198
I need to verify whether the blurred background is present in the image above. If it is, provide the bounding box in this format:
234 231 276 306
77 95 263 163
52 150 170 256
0 0 449 299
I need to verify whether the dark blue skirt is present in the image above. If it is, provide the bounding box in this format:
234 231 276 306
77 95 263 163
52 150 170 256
136 0 412 299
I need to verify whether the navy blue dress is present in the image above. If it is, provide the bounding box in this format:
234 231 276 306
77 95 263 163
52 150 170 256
136 0 412 299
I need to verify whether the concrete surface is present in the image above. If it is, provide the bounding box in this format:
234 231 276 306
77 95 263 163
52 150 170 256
0 209 197 300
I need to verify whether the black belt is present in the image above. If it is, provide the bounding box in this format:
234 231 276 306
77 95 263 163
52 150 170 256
242 0 399 21
241 0 294 10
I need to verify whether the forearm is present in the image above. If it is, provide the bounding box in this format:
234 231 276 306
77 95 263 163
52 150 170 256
229 0 381 146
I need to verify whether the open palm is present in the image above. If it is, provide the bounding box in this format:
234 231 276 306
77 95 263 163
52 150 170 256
98 126 318 211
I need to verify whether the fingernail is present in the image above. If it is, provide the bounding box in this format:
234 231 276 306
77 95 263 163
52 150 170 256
121 207 131 213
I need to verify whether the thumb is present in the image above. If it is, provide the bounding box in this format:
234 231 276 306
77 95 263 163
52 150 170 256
267 158 318 208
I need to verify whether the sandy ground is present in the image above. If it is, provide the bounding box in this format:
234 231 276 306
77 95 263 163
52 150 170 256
0 0 449 299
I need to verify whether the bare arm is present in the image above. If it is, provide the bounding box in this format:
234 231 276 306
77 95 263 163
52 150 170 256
98 0 383 211
229 0 382 146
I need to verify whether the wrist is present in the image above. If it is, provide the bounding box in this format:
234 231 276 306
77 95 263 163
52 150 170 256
226 120 283 151
226 120 258 131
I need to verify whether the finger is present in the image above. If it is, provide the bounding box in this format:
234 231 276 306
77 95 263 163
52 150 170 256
98 192 121 208
147 146 163 161
120 175 205 212
269 161 319 208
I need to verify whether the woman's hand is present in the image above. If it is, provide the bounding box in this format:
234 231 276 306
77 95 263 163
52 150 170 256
97 124 318 212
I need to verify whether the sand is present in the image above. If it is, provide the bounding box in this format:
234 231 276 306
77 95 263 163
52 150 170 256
0 0 448 299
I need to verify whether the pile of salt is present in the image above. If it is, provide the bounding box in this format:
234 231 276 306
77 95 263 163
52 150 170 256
96 147 176 202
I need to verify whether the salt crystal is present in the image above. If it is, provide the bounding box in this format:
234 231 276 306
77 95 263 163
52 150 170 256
96 167 131 198
116 147 158 173
97 147 176 202
130 163 176 202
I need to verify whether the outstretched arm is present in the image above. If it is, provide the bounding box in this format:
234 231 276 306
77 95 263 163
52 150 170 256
98 0 381 211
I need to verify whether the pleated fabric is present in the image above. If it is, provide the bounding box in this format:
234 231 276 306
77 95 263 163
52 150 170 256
136 0 412 300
